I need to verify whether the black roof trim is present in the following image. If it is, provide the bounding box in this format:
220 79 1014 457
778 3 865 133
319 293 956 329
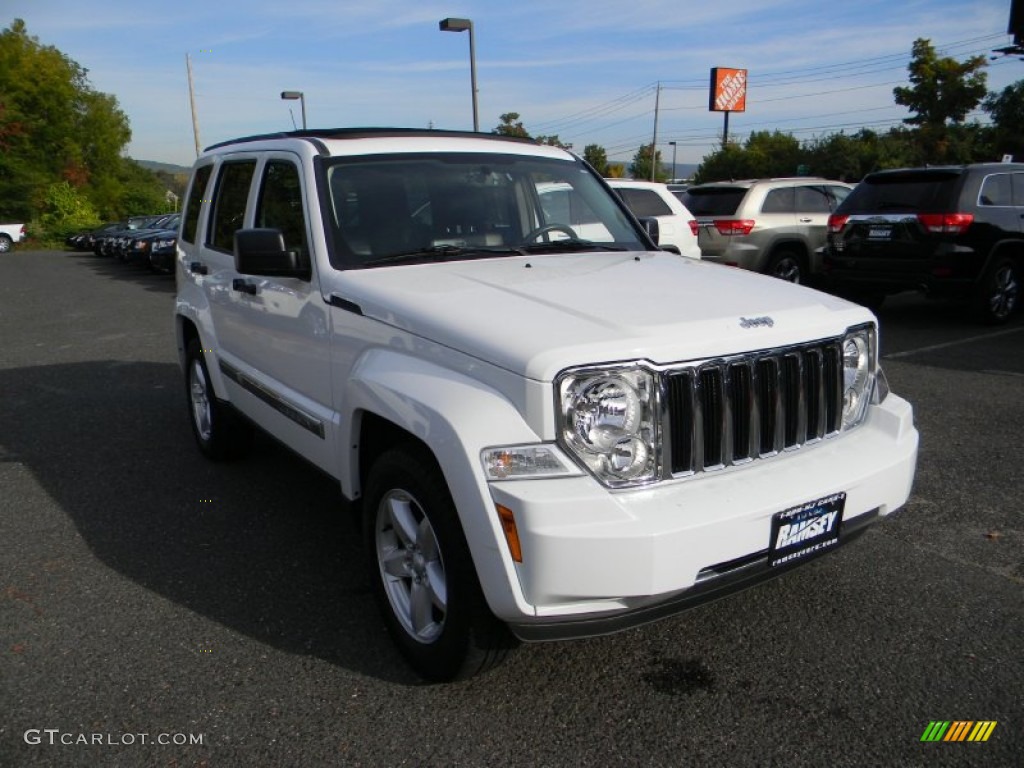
204 127 540 154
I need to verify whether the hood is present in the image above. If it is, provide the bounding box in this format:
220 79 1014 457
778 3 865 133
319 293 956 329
333 251 871 381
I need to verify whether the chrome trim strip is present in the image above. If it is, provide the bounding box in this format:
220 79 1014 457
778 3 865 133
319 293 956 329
219 360 325 439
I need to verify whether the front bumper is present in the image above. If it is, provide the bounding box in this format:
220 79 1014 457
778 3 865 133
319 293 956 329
486 393 918 640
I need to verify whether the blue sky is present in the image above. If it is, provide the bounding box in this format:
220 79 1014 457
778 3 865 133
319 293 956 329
5 0 1021 169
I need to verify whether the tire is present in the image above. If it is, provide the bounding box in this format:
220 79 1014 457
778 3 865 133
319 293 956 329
766 249 803 283
0 234 12 253
363 446 516 682
184 338 251 460
974 258 1019 325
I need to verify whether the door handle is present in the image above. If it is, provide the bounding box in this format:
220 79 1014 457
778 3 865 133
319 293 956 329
188 261 208 275
798 217 813 223
232 278 259 295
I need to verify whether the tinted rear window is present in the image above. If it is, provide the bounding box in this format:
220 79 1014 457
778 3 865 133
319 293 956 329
679 187 745 216
616 188 672 217
838 171 961 214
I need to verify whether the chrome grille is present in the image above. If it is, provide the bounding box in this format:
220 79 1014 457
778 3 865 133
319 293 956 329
666 340 843 476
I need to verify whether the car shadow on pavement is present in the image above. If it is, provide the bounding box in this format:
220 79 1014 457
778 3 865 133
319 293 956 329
0 359 417 684
63 250 177 295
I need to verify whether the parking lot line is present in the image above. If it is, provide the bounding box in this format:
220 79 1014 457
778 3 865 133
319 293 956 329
883 326 1024 360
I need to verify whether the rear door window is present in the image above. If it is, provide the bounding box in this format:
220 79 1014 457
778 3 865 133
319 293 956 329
181 165 213 245
794 185 832 213
979 173 1013 207
761 187 795 214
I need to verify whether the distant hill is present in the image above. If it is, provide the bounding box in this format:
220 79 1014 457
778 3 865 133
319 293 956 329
134 159 192 175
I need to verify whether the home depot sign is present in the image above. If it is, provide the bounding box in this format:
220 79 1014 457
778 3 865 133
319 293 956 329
709 67 747 112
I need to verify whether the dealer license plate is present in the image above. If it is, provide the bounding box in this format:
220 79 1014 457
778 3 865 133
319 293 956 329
769 492 846 567
868 225 893 240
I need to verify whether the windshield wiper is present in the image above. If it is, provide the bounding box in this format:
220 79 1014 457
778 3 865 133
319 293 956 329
518 240 627 253
363 244 524 267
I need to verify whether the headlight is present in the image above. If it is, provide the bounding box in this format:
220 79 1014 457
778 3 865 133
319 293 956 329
841 326 876 430
557 367 659 487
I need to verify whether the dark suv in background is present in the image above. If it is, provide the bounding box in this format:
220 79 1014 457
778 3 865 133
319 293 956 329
823 163 1023 324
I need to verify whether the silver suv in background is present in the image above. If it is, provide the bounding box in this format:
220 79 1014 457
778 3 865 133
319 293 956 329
680 178 853 283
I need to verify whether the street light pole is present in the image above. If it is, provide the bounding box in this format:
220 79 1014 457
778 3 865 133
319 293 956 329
669 141 677 182
439 17 479 132
280 91 306 129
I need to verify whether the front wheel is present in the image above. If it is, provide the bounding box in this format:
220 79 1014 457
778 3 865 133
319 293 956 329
974 258 1019 325
363 446 515 682
184 338 251 460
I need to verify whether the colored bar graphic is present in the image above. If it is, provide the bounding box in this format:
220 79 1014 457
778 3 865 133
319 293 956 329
944 721 972 741
921 720 997 742
921 721 950 742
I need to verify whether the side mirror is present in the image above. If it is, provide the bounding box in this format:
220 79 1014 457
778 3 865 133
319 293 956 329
234 228 308 278
638 216 660 245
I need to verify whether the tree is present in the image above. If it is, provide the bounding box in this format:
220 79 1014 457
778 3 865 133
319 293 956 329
536 134 572 150
629 144 667 181
983 80 1024 159
493 112 529 138
0 19 144 230
893 39 988 128
583 144 609 176
892 38 988 163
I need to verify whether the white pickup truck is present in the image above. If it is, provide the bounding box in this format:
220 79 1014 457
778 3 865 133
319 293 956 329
0 223 26 252
174 129 918 681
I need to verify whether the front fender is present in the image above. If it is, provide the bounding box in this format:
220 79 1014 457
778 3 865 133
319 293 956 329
344 347 545 620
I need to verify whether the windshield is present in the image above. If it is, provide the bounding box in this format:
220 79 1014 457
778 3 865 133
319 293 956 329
321 152 648 268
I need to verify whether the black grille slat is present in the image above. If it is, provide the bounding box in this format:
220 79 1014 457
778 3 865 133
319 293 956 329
667 374 694 474
699 369 724 468
756 358 778 455
728 363 752 462
666 339 844 478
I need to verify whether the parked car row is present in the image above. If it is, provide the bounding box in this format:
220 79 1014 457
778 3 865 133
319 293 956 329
66 214 180 273
617 162 1021 324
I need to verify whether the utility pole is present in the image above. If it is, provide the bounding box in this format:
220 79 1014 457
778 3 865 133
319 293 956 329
649 82 661 181
186 54 202 157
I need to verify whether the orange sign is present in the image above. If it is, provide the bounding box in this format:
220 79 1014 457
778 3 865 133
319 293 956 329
709 68 747 112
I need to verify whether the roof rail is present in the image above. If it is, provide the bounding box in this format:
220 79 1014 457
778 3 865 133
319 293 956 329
203 127 539 153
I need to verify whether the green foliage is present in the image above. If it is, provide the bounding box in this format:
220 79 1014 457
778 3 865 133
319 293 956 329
583 144 609 176
493 112 529 138
893 39 988 128
629 144 667 181
0 19 173 239
891 38 988 163
983 80 1024 160
536 134 572 150
35 181 101 239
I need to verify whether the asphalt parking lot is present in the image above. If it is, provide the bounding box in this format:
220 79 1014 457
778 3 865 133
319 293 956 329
1 250 1022 768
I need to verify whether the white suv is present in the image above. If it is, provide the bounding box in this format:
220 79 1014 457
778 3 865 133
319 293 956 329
606 180 701 259
175 129 918 681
